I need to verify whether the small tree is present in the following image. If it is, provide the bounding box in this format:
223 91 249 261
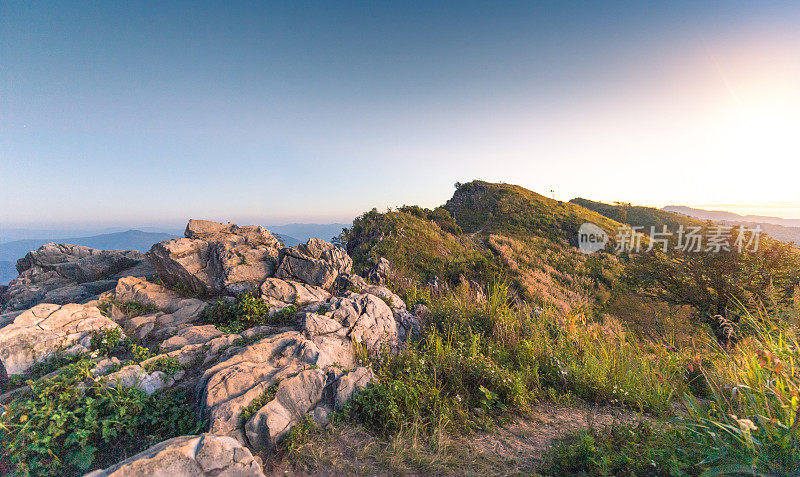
626 230 800 341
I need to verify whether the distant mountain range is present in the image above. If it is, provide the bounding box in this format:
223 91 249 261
663 206 800 246
663 206 800 228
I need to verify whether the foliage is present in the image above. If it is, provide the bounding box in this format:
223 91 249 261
202 292 298 333
341 207 499 286
97 299 158 318
540 423 702 476
442 181 620 242
344 280 686 439
570 197 702 230
142 355 183 376
627 230 800 340
0 356 203 476
240 379 282 426
679 309 800 475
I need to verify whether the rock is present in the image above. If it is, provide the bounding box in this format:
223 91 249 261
245 366 374 451
244 368 329 450
85 433 265 477
147 220 281 296
198 291 400 445
113 277 207 343
92 357 121 377
275 248 339 290
260 278 330 307
0 243 155 311
334 366 374 407
298 238 353 275
394 309 422 343
0 359 7 393
160 325 225 352
327 293 399 355
367 257 391 284
104 364 172 395
0 303 121 375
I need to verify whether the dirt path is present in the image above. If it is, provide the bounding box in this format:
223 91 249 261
267 402 649 476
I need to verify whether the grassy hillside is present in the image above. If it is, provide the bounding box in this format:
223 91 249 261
570 198 703 230
341 206 498 285
444 181 620 242
343 181 625 314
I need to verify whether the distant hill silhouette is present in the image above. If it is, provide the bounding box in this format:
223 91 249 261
663 206 800 246
663 206 800 228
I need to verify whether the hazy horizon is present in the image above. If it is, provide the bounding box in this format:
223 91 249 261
3 1 800 225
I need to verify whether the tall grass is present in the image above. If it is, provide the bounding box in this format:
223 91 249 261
344 279 688 439
681 308 800 474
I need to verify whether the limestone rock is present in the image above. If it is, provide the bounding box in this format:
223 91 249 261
113 277 207 343
260 278 330 307
275 248 338 290
104 364 172 395
367 257 391 284
85 433 265 477
198 291 399 445
298 238 353 275
147 220 281 296
0 303 121 375
0 243 155 311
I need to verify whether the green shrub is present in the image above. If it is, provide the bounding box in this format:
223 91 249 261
143 355 183 376
202 292 297 333
0 357 203 476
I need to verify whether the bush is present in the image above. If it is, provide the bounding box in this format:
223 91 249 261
202 292 297 333
0 357 203 476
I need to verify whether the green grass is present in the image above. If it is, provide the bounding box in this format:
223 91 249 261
97 299 158 318
342 280 687 442
341 207 499 286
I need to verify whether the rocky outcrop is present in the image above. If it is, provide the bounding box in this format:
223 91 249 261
104 364 174 395
197 291 399 447
85 433 265 477
112 277 207 343
147 219 282 296
244 366 373 451
367 257 391 284
0 243 155 311
0 303 121 375
260 277 330 307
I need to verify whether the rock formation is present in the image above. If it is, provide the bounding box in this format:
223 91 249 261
0 303 121 375
0 243 155 311
0 219 423 476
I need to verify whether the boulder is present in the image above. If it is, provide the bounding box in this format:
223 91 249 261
260 278 330 307
85 433 265 477
298 238 353 275
113 277 207 343
147 220 281 296
0 303 121 375
104 364 172 395
367 257 391 284
0 243 155 311
275 248 339 290
197 291 400 446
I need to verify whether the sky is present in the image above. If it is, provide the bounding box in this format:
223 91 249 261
2 1 800 229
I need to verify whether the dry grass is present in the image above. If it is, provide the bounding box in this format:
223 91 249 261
270 403 646 477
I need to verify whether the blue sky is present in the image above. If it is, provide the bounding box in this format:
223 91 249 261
2 1 799 228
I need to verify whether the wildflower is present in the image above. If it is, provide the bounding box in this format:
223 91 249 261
736 418 757 432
